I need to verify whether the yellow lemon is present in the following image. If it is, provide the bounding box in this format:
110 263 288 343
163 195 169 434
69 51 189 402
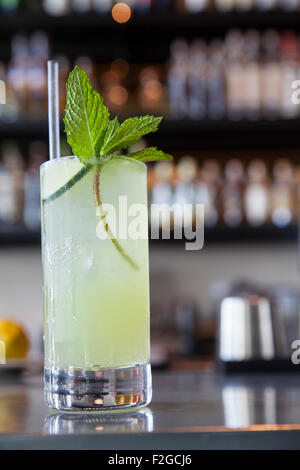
0 320 29 360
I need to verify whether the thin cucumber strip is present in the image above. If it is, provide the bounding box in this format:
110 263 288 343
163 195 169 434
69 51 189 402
42 166 90 205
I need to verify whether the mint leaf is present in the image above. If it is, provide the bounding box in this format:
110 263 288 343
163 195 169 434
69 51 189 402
64 66 109 164
100 117 120 155
126 147 173 162
101 115 162 155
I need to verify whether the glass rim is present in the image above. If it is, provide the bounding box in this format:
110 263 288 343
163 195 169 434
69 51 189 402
40 155 147 170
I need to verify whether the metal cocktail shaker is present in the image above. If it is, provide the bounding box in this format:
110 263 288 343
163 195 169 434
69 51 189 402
218 295 288 364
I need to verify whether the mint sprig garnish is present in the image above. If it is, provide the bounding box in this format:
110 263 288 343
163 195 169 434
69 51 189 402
64 66 110 165
64 66 171 164
46 66 173 270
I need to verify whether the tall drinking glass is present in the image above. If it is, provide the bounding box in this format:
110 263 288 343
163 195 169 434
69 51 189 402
41 156 151 411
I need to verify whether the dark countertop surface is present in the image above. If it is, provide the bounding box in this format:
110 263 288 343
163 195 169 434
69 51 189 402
2 370 300 449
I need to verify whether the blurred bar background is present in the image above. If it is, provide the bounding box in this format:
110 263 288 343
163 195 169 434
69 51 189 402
0 0 300 370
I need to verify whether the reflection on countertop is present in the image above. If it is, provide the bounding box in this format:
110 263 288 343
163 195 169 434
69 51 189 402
45 408 153 435
1 371 300 438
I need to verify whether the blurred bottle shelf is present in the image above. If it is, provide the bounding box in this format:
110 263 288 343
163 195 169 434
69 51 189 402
0 10 300 32
0 225 297 246
1 118 300 150
1 30 299 127
0 11 299 62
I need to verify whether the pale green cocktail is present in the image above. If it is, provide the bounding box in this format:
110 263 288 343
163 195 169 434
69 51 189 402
42 62 171 411
41 156 151 410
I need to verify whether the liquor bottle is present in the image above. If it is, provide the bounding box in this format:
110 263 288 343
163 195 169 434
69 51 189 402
277 0 299 10
207 40 225 120
185 0 208 12
244 160 269 227
100 62 129 113
151 161 174 230
295 166 300 219
172 156 197 229
225 30 245 120
280 31 299 119
215 0 235 11
188 40 207 119
242 30 261 120
1 141 24 226
168 39 189 118
235 0 253 9
0 62 7 120
1 59 19 123
43 0 70 15
24 141 47 230
7 34 29 118
0 155 14 226
151 161 174 205
93 0 113 12
72 0 92 13
255 0 277 9
270 159 294 227
222 159 244 227
261 30 281 119
195 159 220 227
56 55 71 114
30 29 49 67
0 0 19 14
137 66 165 113
27 31 49 117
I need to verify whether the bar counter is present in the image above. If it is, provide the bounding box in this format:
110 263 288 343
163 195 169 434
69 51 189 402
1 370 300 449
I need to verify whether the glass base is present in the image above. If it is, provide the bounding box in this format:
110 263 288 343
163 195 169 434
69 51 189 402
44 363 152 412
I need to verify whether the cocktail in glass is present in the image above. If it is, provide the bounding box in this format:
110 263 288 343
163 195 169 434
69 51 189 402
41 155 151 411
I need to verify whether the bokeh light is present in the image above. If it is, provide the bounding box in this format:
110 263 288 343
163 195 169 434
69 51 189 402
108 85 128 107
112 3 132 24
110 59 130 79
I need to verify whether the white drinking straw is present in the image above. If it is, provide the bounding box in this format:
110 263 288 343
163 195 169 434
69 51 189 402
47 60 60 160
